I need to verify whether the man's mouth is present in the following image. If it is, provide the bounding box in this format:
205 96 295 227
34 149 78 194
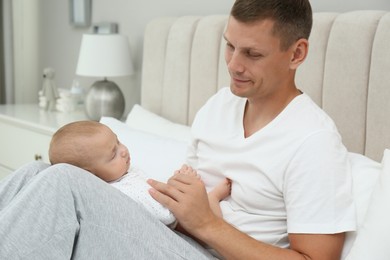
231 75 251 84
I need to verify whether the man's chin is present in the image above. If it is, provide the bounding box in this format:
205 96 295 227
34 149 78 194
230 84 247 98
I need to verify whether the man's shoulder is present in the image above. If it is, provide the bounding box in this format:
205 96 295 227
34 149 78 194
299 94 337 129
203 87 243 109
211 86 233 100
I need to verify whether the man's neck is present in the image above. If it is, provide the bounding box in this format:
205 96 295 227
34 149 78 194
243 88 302 138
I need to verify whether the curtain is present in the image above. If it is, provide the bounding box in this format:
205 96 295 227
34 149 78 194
0 0 6 104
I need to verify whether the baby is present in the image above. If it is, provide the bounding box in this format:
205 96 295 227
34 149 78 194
49 121 231 225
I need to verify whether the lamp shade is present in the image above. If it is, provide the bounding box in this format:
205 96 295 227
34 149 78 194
76 34 134 77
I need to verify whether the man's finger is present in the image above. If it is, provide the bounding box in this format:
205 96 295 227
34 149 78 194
169 172 200 185
147 179 179 209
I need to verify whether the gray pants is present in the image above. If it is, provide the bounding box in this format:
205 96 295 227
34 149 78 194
0 162 215 259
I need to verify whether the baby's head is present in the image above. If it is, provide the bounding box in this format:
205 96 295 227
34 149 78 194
49 121 130 182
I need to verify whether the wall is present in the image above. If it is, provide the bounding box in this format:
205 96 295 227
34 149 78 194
2 0 14 103
30 0 235 114
12 0 41 104
14 0 390 115
311 0 390 12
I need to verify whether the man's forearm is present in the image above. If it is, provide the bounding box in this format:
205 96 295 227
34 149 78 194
196 217 309 260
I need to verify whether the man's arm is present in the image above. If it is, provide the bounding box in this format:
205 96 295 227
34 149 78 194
148 173 345 260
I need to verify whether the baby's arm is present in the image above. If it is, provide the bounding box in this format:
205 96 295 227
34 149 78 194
208 178 231 218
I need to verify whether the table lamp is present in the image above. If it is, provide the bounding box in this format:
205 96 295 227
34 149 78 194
76 34 134 120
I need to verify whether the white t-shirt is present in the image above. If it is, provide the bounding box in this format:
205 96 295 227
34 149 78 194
187 87 356 248
110 167 176 226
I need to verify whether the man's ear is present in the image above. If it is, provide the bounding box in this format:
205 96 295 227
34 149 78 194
290 38 309 70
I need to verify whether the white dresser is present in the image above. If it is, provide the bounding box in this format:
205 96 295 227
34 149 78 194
0 104 87 179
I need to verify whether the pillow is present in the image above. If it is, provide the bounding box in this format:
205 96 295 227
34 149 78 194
341 152 381 259
100 117 188 182
344 149 390 260
125 104 191 142
348 153 381 226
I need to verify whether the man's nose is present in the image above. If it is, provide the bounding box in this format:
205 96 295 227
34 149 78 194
227 52 244 74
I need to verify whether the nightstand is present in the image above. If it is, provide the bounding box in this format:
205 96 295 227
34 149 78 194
0 104 88 179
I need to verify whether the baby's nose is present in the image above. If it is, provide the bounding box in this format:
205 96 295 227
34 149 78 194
120 146 128 157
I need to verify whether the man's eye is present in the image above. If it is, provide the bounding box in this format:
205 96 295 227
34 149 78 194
247 51 262 58
226 42 234 50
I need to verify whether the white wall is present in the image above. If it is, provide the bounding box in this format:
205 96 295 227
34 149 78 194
15 0 390 114
12 0 41 104
3 0 14 103
311 0 390 12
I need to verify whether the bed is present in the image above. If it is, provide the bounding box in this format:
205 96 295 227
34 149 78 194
7 10 390 260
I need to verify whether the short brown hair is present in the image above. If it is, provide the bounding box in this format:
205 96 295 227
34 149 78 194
49 121 102 169
230 0 312 50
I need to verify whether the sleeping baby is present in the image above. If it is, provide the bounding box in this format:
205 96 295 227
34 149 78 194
49 120 231 226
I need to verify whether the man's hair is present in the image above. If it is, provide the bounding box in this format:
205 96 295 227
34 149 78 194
230 0 313 51
49 121 102 169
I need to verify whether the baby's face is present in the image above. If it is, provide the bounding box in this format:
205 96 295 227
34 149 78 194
89 125 131 182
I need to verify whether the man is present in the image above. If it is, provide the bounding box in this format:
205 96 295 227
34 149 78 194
148 0 356 259
0 0 355 259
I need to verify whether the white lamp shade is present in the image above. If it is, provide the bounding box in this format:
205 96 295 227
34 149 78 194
76 34 134 77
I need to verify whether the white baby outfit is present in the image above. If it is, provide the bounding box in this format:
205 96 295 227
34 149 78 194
110 167 176 226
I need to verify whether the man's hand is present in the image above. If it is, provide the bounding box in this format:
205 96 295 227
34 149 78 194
147 165 217 236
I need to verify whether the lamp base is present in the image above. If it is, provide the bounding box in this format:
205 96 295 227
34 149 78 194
84 79 125 120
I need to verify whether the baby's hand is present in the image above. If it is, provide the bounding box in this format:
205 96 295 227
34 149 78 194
215 178 232 199
174 164 198 178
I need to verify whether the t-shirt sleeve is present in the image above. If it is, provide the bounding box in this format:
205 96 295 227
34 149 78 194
284 130 356 234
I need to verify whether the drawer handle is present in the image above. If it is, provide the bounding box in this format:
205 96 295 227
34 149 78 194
34 154 42 161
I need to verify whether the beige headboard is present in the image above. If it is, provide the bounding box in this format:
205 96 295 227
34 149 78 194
141 11 390 162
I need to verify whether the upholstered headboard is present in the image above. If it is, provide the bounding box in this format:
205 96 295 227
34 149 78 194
141 11 390 161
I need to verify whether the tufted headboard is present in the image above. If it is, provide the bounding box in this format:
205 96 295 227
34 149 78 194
141 11 390 162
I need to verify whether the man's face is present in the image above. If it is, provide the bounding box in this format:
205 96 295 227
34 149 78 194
224 17 295 102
